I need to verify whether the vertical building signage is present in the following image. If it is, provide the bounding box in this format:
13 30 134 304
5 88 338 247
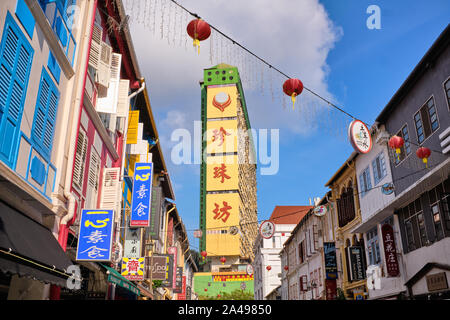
76 209 114 261
348 246 366 281
149 186 162 239
325 279 337 300
323 242 338 280
381 224 400 277
124 227 141 258
168 246 178 289
177 276 187 300
130 162 153 227
174 267 183 293
161 254 174 288
145 255 171 281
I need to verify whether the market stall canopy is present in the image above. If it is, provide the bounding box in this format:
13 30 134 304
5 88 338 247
0 200 73 287
101 264 140 296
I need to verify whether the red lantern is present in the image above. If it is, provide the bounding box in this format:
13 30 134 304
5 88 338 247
187 19 211 54
388 135 404 155
266 265 271 271
284 266 289 271
283 78 304 110
220 257 226 265
281 233 285 236
204 288 208 292
217 294 221 298
201 251 207 260
416 147 431 167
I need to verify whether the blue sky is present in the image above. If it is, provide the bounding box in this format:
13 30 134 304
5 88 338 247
124 0 450 250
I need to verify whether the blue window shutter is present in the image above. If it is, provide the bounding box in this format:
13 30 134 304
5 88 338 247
47 51 61 83
366 168 372 192
31 68 59 159
30 156 46 185
0 13 33 168
15 0 35 39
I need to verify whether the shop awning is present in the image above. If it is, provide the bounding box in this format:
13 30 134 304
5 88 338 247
0 200 73 287
102 264 140 296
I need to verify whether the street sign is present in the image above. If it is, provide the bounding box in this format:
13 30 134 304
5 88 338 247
259 220 275 239
121 257 145 281
76 209 114 261
130 162 153 227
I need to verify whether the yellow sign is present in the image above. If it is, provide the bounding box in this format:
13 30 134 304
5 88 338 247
121 257 145 281
206 155 238 191
206 119 238 154
207 85 238 118
206 193 241 256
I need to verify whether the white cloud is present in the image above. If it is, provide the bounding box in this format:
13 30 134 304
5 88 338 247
123 0 343 156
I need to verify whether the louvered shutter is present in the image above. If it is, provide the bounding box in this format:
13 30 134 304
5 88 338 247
99 167 121 212
73 129 88 191
0 15 33 166
32 69 59 158
96 41 112 96
116 79 130 117
88 23 102 70
96 53 122 114
85 149 100 208
126 110 140 144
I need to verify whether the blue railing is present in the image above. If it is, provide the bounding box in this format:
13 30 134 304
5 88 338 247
39 0 77 66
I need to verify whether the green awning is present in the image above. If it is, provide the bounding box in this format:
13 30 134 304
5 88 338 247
102 264 140 296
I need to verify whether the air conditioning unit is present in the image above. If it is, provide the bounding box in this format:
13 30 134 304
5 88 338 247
96 41 112 97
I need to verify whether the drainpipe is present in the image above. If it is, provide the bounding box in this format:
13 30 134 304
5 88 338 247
50 0 97 301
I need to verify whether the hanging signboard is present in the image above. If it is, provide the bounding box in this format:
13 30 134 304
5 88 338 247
161 254 174 288
130 162 153 227
348 119 372 154
325 279 337 300
246 264 254 276
145 255 171 281
121 257 145 281
174 267 183 293
381 224 400 277
259 220 275 239
149 186 162 239
123 227 141 258
178 276 187 300
348 246 366 281
76 209 114 261
313 205 328 217
323 242 338 280
167 247 178 289
381 183 395 195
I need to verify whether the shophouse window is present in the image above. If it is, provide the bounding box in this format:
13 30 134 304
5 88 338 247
445 78 450 110
337 183 356 227
394 125 411 165
359 167 372 197
366 227 381 265
414 97 439 144
372 152 387 185
428 180 450 240
298 241 304 264
401 197 428 251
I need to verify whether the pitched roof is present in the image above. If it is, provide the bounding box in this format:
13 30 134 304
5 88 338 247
269 206 313 225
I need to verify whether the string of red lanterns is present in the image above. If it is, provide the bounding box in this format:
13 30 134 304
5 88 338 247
186 19 211 54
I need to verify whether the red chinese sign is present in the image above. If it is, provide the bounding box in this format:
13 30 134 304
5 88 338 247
212 127 231 146
213 201 232 223
325 279 337 300
213 164 231 183
381 224 400 277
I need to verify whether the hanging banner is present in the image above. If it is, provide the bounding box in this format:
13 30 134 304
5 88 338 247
381 224 400 277
161 254 174 288
76 209 114 261
348 119 372 154
178 276 187 300
174 267 183 293
167 247 178 289
123 227 141 258
325 279 337 300
348 246 366 281
130 162 153 227
149 186 162 240
323 242 338 280
121 257 145 281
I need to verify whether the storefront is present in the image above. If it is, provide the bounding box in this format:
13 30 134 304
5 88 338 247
0 200 73 299
102 265 140 300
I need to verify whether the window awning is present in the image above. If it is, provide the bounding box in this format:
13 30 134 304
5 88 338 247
0 200 73 287
101 264 140 296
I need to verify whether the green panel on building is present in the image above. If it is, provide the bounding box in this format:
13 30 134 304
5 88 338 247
193 272 254 298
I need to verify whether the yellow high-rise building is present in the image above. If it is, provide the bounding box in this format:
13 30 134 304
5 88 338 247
199 64 257 272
